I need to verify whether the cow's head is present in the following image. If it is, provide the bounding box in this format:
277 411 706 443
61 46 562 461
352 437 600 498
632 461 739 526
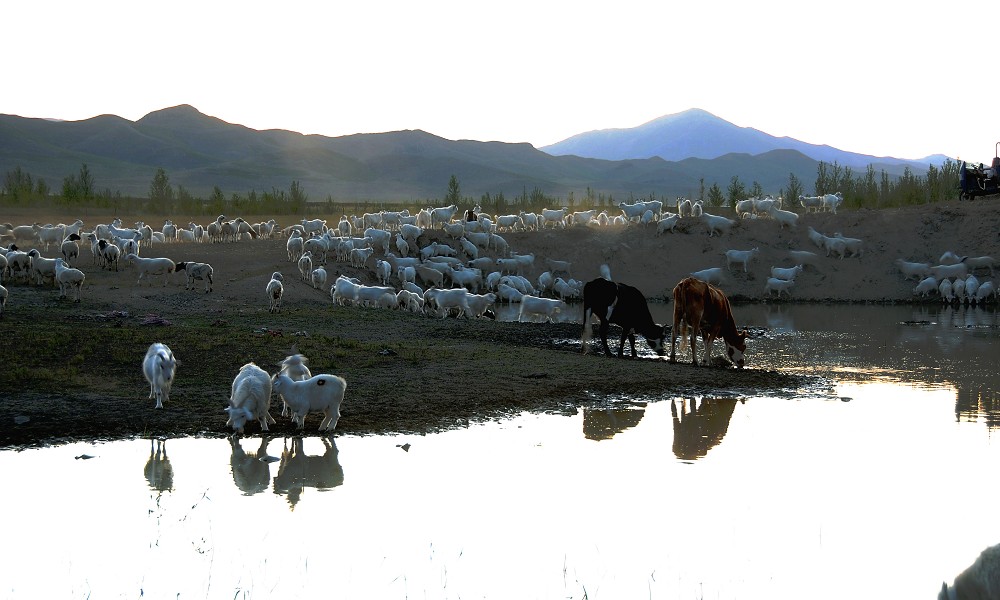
646 326 667 356
726 329 749 368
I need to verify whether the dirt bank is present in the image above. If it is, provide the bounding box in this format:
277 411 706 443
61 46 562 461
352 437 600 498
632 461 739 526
1 199 995 448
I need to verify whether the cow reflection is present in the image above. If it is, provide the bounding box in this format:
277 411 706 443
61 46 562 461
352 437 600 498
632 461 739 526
144 439 173 492
671 398 740 461
583 405 646 440
230 437 272 495
273 436 345 509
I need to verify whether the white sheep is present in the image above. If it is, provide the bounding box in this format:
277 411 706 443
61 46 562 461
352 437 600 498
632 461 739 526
655 214 681 235
396 289 424 313
267 272 284 313
143 342 177 409
276 352 312 417
54 258 85 302
464 292 497 317
963 255 996 275
60 234 81 265
286 230 304 261
375 259 392 286
225 362 276 434
97 240 120 271
0 283 7 319
271 371 347 431
27 250 58 287
331 275 362 306
725 248 759 273
939 278 954 302
175 261 214 293
125 254 176 286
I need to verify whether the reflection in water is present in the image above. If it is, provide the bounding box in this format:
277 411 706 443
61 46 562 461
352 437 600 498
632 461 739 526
671 398 739 461
143 439 173 492
582 404 646 440
273 436 345 509
229 437 272 495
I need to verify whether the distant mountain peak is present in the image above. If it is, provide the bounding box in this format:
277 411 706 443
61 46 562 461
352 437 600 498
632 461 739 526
542 107 944 169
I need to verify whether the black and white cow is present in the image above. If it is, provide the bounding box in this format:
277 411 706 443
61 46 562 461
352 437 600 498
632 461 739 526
581 277 666 358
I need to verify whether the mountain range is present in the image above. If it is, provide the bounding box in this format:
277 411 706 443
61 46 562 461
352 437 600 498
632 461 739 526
0 105 946 203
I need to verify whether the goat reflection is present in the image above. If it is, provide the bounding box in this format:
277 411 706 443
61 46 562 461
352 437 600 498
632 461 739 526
230 437 272 495
671 398 740 461
144 439 173 492
273 436 345 509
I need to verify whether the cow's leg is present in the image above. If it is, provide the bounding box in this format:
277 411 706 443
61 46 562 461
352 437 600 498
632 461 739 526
689 318 700 366
702 334 716 366
628 332 638 358
599 321 614 357
616 330 628 358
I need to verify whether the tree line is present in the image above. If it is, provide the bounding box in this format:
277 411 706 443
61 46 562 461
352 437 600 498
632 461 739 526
1 159 967 219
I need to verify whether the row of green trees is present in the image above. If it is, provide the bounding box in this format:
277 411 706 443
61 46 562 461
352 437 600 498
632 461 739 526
1 159 967 218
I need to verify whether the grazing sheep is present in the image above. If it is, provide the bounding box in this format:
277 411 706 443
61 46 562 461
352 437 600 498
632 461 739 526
54 258 85 302
27 249 58 287
725 248 759 273
297 251 313 282
143 342 177 409
0 283 6 319
175 261 214 293
225 362 276 434
764 277 795 297
266 272 284 313
271 372 348 431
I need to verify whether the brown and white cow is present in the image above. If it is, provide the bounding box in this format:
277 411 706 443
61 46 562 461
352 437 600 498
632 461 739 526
670 277 748 367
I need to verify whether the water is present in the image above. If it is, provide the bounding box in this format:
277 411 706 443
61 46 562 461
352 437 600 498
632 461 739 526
2 304 999 599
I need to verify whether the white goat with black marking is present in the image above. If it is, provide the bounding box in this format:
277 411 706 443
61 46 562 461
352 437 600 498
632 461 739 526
271 372 347 431
175 261 214 293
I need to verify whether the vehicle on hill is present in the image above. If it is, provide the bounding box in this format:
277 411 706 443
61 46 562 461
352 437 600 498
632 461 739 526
958 142 1000 200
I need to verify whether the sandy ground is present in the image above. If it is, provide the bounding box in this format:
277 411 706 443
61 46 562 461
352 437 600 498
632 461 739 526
1 199 996 448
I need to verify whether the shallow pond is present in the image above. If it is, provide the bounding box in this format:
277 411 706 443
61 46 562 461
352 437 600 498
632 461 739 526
2 304 999 599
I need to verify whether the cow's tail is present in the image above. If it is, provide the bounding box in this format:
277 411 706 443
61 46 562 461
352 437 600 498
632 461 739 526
581 303 593 354
600 263 612 281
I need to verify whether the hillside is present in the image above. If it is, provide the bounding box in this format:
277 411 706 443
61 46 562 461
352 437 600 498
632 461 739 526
0 104 905 203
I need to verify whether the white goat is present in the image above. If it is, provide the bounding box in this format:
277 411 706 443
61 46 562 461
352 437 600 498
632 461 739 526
143 342 177 409
271 373 347 431
764 277 795 297
725 248 759 273
225 362 275 434
276 353 312 417
913 276 939 298
518 295 565 322
311 266 328 290
125 254 176 286
175 261 214 293
0 283 7 319
770 264 803 281
895 259 931 281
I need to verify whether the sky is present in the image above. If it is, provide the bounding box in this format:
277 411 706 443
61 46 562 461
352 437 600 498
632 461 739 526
5 0 996 163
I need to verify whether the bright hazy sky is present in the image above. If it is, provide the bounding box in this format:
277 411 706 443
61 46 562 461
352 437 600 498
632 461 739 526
5 0 996 163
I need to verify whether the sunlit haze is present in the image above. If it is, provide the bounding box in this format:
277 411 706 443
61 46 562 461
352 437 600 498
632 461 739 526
5 0 995 162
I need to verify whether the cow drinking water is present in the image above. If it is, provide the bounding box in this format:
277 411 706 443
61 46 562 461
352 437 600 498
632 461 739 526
581 278 666 358
670 277 747 367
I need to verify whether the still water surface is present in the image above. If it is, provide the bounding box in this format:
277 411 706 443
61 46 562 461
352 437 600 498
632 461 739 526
2 304 998 599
